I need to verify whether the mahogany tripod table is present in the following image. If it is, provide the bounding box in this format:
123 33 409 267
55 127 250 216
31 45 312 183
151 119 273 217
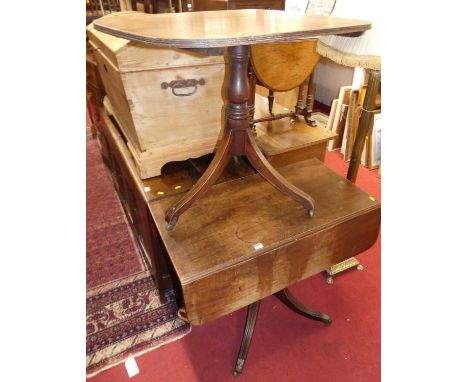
94 10 371 230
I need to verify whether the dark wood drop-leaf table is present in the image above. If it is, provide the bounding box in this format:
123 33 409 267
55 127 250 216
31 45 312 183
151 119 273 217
149 158 380 375
94 10 376 376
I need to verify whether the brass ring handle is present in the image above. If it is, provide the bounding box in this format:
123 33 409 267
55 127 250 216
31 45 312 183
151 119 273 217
161 78 206 97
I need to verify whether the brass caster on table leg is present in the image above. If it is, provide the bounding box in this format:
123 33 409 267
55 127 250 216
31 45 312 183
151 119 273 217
305 117 317 127
307 209 314 217
166 218 178 231
275 289 332 324
320 313 332 324
233 359 245 377
250 123 257 137
325 257 363 284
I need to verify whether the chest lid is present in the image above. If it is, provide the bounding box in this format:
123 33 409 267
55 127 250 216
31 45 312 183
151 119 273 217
86 23 225 73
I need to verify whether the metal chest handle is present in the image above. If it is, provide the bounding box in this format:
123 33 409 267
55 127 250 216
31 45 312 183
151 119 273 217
161 78 206 97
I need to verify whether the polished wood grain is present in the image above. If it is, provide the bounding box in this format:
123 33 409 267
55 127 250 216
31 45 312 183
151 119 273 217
251 40 320 92
149 158 381 324
93 10 371 48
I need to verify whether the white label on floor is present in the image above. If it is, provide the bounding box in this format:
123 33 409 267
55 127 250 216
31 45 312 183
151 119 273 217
125 357 139 378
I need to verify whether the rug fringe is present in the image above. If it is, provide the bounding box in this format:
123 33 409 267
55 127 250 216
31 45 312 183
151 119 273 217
317 41 381 70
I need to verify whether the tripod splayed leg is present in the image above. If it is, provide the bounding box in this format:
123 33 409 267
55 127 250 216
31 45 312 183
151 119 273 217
165 45 314 230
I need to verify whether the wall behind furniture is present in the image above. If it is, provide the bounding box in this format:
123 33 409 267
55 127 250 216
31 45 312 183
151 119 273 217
314 58 354 106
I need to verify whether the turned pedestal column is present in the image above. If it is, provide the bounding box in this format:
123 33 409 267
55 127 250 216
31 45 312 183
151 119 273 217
165 45 315 230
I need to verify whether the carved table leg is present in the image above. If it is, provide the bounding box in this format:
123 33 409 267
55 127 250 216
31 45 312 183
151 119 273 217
245 129 314 214
234 290 331 375
275 288 332 324
165 130 234 230
295 80 305 117
165 45 314 230
304 73 317 127
233 301 261 377
267 89 274 115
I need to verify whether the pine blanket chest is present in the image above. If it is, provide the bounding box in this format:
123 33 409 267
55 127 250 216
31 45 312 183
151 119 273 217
87 23 226 179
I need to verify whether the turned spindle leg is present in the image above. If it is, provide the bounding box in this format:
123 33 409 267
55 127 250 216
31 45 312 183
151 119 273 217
268 89 274 115
304 74 317 126
248 64 257 135
294 80 306 116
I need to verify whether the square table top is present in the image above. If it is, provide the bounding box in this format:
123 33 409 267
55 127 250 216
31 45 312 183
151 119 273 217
93 10 371 48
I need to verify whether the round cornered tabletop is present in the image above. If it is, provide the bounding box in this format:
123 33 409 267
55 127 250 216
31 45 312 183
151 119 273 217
93 10 371 49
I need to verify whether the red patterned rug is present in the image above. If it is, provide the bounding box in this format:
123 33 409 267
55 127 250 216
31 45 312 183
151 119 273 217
86 130 191 377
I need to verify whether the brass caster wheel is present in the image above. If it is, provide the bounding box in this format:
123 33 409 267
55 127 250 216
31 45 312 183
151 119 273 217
250 123 257 136
321 314 333 325
305 118 317 127
307 209 314 217
233 359 244 377
326 276 333 285
166 219 178 231
357 264 364 271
